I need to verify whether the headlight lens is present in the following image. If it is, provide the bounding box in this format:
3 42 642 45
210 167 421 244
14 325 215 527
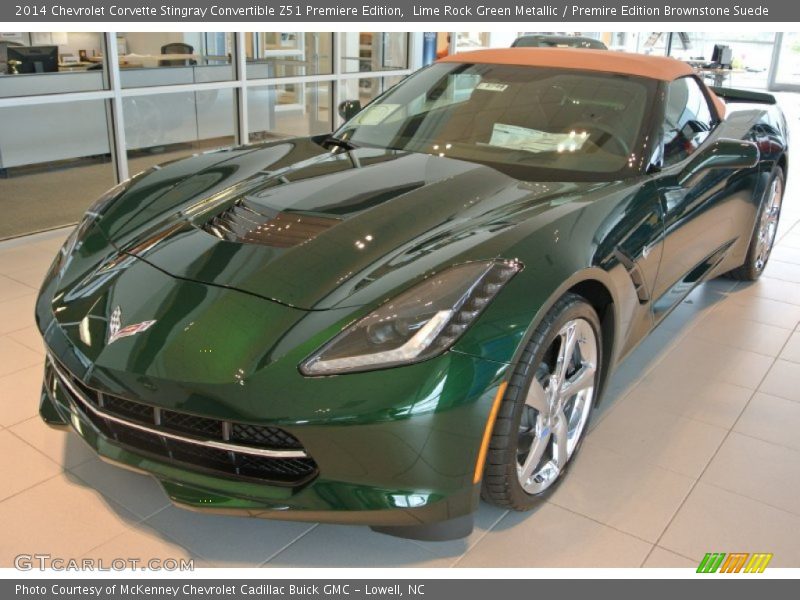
300 260 521 375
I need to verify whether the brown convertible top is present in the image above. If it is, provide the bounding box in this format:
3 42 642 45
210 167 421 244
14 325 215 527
439 47 726 118
439 48 693 81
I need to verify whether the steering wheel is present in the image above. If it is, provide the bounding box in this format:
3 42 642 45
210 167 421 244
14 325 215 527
564 121 630 156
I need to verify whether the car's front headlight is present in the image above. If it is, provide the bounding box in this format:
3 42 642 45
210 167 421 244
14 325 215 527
300 260 522 375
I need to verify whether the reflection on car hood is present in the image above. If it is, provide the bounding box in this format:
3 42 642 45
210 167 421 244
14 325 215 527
95 138 606 310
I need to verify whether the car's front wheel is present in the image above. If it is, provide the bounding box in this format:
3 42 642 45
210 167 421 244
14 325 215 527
481 293 602 510
727 166 784 281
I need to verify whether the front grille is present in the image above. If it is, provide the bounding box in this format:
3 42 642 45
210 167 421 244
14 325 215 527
48 359 317 486
203 198 340 248
64 368 303 450
101 395 155 424
231 423 304 449
159 411 222 439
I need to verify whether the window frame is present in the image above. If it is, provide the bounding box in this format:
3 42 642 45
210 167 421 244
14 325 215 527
657 74 722 170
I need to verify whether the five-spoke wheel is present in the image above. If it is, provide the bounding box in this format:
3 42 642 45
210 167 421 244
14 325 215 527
481 293 602 509
517 318 597 494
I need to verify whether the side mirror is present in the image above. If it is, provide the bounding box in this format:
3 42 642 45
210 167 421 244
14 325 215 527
338 100 362 121
680 138 759 184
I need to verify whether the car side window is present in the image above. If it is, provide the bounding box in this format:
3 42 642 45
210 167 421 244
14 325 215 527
661 77 716 167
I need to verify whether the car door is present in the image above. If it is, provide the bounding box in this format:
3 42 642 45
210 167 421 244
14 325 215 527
649 76 750 320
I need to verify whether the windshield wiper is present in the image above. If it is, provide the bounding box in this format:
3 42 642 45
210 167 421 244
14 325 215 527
322 135 359 152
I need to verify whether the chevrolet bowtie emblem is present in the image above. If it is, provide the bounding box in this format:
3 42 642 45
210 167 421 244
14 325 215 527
108 306 156 344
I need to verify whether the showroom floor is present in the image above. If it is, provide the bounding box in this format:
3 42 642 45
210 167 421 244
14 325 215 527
1 97 799 569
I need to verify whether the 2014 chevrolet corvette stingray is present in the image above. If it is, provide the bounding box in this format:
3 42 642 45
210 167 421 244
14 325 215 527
36 48 788 540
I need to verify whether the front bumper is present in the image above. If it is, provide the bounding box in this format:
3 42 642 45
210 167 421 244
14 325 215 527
40 349 507 534
36 244 510 538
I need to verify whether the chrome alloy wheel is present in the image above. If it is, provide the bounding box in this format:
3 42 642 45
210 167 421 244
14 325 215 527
516 318 598 494
754 176 783 271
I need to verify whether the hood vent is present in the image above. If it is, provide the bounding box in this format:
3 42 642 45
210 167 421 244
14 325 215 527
203 198 340 248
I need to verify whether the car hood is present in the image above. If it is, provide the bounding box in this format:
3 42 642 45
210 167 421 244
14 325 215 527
96 139 612 310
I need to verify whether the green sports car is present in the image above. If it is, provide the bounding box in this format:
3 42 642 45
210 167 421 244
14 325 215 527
37 48 788 540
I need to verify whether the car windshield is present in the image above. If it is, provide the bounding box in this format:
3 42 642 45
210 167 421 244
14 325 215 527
334 62 655 181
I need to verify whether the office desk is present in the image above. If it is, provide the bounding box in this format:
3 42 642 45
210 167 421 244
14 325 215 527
58 62 95 71
693 67 747 87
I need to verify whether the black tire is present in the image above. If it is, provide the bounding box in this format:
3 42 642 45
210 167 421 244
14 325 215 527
481 293 603 510
726 166 785 281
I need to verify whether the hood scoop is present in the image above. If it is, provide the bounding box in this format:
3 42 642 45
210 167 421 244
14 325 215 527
202 197 341 248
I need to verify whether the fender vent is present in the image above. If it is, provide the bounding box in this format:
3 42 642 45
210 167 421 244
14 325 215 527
614 248 650 304
203 198 340 248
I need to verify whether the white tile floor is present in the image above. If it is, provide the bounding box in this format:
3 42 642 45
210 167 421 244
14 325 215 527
1 95 799 568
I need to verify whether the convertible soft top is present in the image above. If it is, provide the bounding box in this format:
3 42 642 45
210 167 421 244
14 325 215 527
439 47 693 81
439 47 726 117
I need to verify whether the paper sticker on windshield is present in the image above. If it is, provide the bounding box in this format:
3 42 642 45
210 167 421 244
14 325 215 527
489 123 589 153
352 104 401 125
476 82 508 92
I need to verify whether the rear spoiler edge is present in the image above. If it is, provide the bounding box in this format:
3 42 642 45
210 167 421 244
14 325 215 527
710 86 777 105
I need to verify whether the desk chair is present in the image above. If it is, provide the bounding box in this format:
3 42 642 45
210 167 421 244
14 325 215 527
159 43 196 67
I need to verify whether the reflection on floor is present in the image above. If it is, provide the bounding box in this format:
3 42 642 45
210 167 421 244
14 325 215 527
0 93 798 568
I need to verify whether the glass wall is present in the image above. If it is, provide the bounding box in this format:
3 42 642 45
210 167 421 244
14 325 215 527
773 33 800 88
667 33 776 89
602 31 776 89
0 99 115 239
454 32 491 53
341 76 384 107
249 81 332 141
246 32 332 78
124 89 237 174
383 74 408 91
0 32 414 239
117 32 234 87
608 32 669 55
340 32 408 73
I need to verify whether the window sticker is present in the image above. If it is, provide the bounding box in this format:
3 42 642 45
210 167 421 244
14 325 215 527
476 82 508 92
489 123 590 153
352 104 402 125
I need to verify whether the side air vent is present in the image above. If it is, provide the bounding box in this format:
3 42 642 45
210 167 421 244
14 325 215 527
614 248 650 304
203 198 340 248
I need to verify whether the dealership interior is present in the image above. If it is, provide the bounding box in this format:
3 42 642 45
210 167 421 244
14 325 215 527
1 30 800 567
